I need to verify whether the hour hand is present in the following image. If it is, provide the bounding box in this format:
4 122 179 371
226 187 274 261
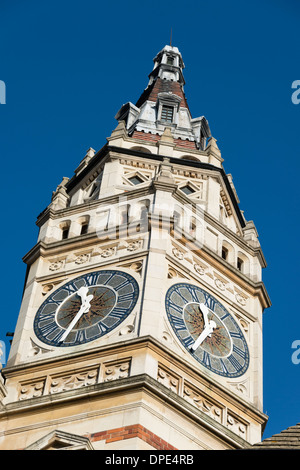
190 320 217 351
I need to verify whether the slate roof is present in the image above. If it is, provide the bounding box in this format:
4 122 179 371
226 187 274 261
252 423 300 449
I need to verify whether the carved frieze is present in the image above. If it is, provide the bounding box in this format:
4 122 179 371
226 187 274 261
157 366 180 394
49 368 99 394
102 359 131 382
19 379 46 400
183 382 223 423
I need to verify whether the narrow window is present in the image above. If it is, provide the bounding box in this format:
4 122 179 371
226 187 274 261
167 56 174 65
62 227 69 240
81 223 88 235
222 246 228 260
161 105 174 123
237 257 244 272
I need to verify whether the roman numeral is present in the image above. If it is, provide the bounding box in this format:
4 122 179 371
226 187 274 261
75 329 87 343
114 279 131 291
183 336 194 348
202 351 211 367
85 272 99 286
229 331 242 339
38 313 55 322
233 344 246 359
117 292 133 302
63 282 79 296
227 354 241 371
219 359 229 375
110 307 128 319
186 286 199 303
203 293 216 311
39 320 58 337
220 311 230 321
174 289 189 304
170 314 186 332
98 322 108 334
168 300 183 316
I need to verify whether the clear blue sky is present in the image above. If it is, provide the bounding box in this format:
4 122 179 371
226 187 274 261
0 0 299 441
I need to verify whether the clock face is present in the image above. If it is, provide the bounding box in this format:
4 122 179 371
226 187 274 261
34 270 139 347
165 283 249 378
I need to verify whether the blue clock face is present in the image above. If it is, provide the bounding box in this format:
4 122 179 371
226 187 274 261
165 283 249 378
34 270 139 347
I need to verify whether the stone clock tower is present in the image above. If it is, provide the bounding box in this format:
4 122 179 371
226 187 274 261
0 45 271 450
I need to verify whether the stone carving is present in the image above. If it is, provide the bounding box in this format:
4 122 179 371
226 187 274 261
127 240 142 251
75 253 90 264
194 263 205 275
118 260 143 275
183 383 222 423
28 339 50 358
236 293 247 306
157 366 180 393
19 380 45 400
49 260 65 271
50 368 99 394
172 247 184 260
226 413 248 438
103 360 131 382
100 247 116 258
214 278 226 291
119 324 135 336
168 267 178 279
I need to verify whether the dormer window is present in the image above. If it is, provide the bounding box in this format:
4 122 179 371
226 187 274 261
157 92 181 127
161 105 174 123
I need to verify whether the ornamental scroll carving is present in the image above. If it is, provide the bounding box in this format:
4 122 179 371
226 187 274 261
183 382 222 423
49 368 99 394
157 366 180 394
156 363 249 439
17 359 132 401
102 359 131 382
19 380 46 400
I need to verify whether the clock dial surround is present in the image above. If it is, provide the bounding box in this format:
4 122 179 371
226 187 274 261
34 270 139 347
165 283 249 378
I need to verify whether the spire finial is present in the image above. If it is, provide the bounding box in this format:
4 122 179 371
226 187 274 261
170 28 172 46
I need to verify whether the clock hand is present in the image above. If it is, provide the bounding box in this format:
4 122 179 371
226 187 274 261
59 288 94 342
199 303 209 328
190 320 217 351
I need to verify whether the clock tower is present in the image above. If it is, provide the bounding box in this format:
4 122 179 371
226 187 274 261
0 45 271 450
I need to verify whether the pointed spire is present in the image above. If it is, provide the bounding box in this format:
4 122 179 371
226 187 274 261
206 136 223 165
114 44 211 151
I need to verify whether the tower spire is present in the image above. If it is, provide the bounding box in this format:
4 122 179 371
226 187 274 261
115 44 211 150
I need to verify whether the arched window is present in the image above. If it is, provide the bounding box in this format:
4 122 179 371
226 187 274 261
77 215 90 236
60 221 71 240
237 252 250 276
221 241 235 264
